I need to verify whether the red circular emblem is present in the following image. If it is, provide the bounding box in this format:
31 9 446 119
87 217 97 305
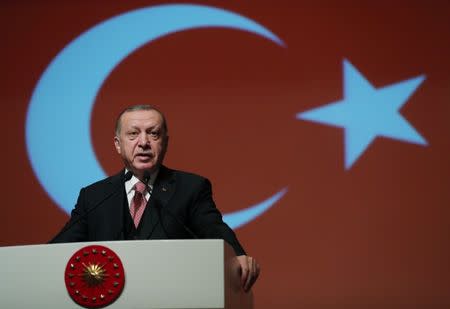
64 245 125 308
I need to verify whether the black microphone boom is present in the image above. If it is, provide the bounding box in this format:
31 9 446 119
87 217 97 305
141 170 198 239
49 171 132 243
152 198 198 239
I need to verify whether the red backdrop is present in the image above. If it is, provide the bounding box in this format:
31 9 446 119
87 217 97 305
2 1 450 308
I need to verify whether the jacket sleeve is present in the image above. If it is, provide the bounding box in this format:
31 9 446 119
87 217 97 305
48 188 89 243
187 178 246 256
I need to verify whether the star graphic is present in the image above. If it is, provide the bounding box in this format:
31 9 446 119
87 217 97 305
296 59 427 169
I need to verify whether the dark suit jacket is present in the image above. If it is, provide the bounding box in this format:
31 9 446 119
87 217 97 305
51 166 246 256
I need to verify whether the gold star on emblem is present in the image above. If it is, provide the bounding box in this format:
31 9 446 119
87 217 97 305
82 262 108 287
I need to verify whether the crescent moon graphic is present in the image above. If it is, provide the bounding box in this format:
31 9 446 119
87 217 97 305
26 4 287 229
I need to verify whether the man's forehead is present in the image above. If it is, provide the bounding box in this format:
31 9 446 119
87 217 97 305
121 110 163 124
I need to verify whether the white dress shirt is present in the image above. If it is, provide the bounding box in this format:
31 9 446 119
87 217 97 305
124 169 159 210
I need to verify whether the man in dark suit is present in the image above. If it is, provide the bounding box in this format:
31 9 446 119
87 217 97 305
51 104 260 292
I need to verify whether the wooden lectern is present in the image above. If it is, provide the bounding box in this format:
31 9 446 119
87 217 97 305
0 240 253 308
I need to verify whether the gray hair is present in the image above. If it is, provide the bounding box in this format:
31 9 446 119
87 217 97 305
114 104 168 136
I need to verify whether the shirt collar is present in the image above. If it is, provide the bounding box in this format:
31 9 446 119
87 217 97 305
124 168 159 194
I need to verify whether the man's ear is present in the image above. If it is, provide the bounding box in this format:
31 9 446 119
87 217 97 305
160 135 169 160
114 136 121 154
164 135 170 148
163 135 170 153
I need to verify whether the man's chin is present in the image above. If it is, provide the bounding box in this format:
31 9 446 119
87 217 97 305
132 164 157 174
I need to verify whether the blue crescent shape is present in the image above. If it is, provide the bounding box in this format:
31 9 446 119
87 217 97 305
25 4 286 229
224 188 288 229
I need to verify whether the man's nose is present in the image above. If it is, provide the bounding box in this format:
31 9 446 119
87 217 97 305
138 133 150 147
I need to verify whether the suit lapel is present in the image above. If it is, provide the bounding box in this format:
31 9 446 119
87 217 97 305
140 166 176 239
153 165 176 205
100 171 126 240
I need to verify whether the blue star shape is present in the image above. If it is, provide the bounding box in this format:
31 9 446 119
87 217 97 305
297 59 427 169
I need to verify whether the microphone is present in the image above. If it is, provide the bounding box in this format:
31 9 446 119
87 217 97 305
143 170 151 186
142 171 198 239
49 171 132 243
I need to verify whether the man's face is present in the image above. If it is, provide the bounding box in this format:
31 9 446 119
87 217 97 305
114 109 168 178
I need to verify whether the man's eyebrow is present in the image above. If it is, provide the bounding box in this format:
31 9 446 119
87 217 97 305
148 125 161 130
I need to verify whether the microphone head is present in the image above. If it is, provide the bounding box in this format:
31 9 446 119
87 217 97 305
143 170 151 183
124 170 133 182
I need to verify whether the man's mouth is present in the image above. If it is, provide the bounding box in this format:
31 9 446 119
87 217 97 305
135 153 152 159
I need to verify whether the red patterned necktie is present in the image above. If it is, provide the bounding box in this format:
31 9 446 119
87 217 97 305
130 181 147 228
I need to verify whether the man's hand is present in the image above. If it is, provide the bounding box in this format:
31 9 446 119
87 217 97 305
236 255 260 292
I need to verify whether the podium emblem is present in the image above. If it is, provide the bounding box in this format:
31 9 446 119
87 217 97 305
65 245 125 308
